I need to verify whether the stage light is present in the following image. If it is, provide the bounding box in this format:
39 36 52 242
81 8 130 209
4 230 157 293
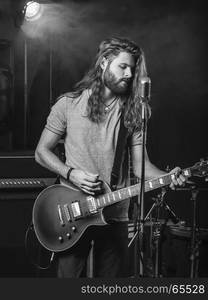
24 1 43 22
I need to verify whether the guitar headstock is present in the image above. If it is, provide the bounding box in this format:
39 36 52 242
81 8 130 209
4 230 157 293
190 159 208 177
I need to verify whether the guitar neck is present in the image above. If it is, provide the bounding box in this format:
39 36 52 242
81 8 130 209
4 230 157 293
96 168 191 209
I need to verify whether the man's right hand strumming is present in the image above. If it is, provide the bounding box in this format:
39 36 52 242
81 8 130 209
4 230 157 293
69 169 102 195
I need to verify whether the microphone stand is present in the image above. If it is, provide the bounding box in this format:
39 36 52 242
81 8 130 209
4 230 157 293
133 96 148 277
143 188 180 277
190 188 199 278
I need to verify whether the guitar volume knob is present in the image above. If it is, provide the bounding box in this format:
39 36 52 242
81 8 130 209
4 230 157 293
58 236 64 243
72 226 76 232
66 233 71 239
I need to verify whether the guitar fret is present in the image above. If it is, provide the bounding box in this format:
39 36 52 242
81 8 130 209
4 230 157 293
102 196 106 204
171 174 175 181
112 193 116 201
149 181 153 189
158 176 168 186
97 198 100 207
118 191 121 199
146 176 169 192
149 179 158 189
128 188 132 197
159 178 164 185
184 169 189 176
107 194 111 203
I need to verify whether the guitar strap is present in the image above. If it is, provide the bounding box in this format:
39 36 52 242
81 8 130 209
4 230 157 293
110 109 129 190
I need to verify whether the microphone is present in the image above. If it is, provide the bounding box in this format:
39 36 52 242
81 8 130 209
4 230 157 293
139 76 151 100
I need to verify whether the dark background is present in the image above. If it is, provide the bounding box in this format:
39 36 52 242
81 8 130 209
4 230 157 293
0 0 207 161
0 0 207 277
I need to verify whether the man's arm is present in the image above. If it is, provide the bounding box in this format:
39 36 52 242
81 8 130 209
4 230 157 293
35 128 69 179
131 144 186 188
35 128 102 194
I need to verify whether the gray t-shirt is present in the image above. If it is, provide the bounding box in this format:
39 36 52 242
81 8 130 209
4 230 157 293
45 89 142 221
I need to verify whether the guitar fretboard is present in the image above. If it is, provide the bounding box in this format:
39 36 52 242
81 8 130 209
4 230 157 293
96 168 191 209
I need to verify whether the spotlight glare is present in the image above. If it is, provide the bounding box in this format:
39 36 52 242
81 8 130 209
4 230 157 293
24 1 43 21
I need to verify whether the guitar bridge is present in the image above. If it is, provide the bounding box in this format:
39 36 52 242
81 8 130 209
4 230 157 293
87 196 98 214
57 205 65 226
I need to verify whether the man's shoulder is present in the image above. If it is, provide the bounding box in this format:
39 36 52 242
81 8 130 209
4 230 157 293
56 89 90 106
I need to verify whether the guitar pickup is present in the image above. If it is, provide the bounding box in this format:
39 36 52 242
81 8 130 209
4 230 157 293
71 201 82 218
86 196 98 214
63 204 71 222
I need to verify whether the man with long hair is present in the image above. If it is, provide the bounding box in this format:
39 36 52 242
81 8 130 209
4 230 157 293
35 37 186 277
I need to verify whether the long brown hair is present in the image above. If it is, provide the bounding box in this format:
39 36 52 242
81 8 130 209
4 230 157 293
71 37 151 132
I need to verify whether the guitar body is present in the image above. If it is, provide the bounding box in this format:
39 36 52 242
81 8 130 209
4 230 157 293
32 181 111 252
32 159 208 253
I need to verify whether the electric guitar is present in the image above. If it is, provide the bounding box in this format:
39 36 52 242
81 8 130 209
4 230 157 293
32 160 208 252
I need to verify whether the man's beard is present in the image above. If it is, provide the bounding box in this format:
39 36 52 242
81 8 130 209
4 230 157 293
103 66 131 95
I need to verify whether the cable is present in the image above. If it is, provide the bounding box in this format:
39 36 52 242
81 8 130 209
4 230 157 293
24 222 55 270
